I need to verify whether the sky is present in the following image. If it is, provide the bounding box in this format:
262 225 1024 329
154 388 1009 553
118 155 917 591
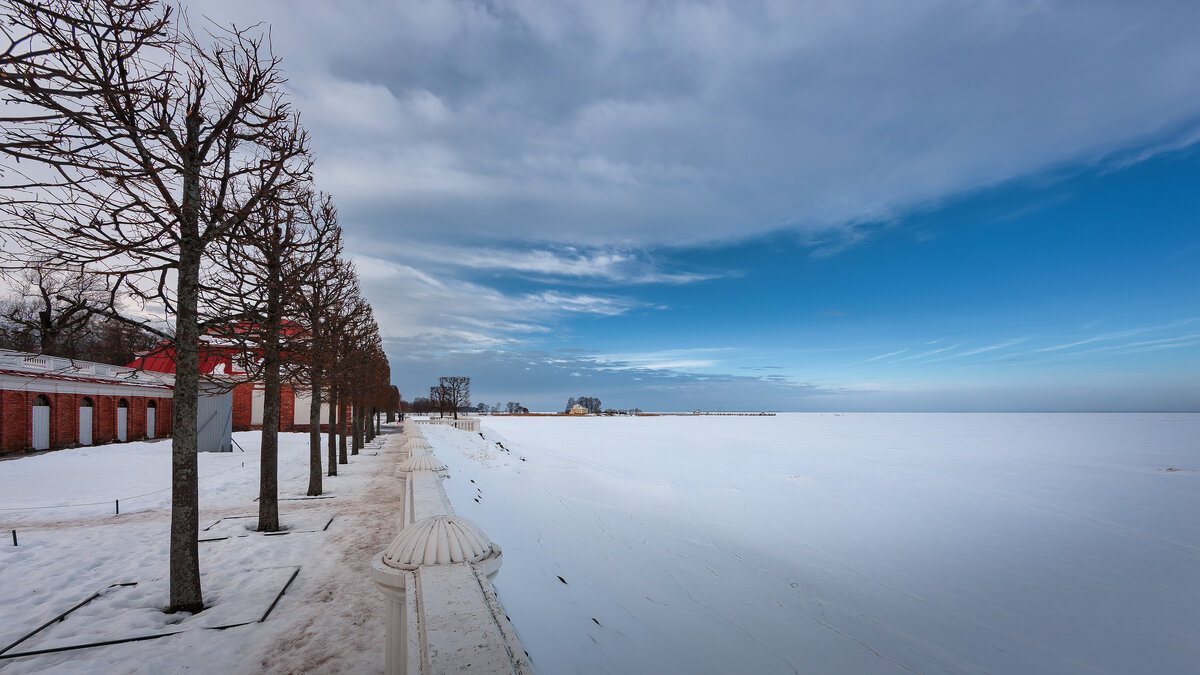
191 0 1200 412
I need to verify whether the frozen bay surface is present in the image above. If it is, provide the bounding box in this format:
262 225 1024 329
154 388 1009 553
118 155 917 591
423 413 1200 674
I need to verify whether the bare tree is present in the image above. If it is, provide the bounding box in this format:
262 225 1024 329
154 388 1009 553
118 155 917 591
438 376 470 420
342 311 382 453
208 195 315 532
0 0 310 612
288 193 352 494
0 264 106 357
431 384 449 418
324 292 372 465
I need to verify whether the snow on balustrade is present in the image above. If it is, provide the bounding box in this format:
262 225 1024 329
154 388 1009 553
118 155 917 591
419 417 481 433
372 421 528 675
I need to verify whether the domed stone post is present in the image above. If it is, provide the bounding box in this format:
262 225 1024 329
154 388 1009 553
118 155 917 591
371 515 503 675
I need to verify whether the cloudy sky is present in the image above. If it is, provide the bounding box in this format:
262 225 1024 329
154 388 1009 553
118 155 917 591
194 0 1200 412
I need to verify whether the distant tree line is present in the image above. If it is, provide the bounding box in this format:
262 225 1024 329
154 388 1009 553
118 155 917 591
567 396 603 413
0 265 159 362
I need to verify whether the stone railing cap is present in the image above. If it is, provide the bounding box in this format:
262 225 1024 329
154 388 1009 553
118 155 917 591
382 516 495 570
398 454 448 473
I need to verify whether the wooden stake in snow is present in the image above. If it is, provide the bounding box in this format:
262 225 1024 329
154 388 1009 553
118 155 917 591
10 530 15 547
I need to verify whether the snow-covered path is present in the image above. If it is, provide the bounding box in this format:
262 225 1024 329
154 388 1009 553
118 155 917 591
0 428 407 674
423 413 1200 675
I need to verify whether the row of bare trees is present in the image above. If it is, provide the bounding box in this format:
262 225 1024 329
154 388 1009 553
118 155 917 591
0 0 393 613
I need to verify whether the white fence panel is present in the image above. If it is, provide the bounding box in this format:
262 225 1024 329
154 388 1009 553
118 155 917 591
198 389 233 452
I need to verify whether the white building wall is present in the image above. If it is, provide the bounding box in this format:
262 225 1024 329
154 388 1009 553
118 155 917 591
293 391 330 425
251 387 265 426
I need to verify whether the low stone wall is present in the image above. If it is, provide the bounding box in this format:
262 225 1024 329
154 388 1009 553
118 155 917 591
418 417 481 433
371 422 529 675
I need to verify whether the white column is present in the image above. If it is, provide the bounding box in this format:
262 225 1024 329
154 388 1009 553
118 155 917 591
371 557 410 675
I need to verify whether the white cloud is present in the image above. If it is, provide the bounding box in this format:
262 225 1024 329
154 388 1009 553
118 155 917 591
587 347 732 372
390 243 721 285
191 0 1200 248
348 254 642 348
895 344 961 362
949 338 1030 359
857 348 908 364
1035 326 1168 353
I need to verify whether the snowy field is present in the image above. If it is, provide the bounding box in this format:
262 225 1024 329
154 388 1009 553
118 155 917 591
0 429 407 674
424 413 1200 675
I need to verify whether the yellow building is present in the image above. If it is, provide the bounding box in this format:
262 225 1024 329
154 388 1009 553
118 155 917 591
569 404 587 415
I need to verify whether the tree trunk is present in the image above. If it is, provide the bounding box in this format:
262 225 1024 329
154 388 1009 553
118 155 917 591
258 241 283 530
351 401 361 455
258 362 281 531
169 142 204 613
307 366 323 496
338 392 348 464
327 380 338 476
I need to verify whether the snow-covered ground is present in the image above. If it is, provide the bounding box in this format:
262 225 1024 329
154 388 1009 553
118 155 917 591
0 429 407 674
424 413 1200 675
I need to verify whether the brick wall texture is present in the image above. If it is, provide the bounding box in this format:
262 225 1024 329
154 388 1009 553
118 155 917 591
0 389 173 454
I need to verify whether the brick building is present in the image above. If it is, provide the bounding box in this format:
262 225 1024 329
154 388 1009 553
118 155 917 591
232 382 330 432
0 350 174 454
128 341 329 434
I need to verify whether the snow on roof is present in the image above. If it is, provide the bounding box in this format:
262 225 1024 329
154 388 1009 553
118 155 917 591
0 350 173 388
0 368 173 390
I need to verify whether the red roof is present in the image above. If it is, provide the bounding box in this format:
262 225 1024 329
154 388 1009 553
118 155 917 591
126 343 243 375
207 320 310 341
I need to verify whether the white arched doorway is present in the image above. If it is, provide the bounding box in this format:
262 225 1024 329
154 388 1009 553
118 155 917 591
146 400 156 439
32 395 51 450
117 398 129 442
79 397 94 445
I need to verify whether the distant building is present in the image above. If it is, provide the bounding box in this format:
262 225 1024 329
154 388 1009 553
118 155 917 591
569 404 587 415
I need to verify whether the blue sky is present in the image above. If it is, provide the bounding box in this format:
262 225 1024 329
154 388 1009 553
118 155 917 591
196 1 1200 411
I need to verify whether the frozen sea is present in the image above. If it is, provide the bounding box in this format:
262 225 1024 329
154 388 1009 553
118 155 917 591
422 413 1200 675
